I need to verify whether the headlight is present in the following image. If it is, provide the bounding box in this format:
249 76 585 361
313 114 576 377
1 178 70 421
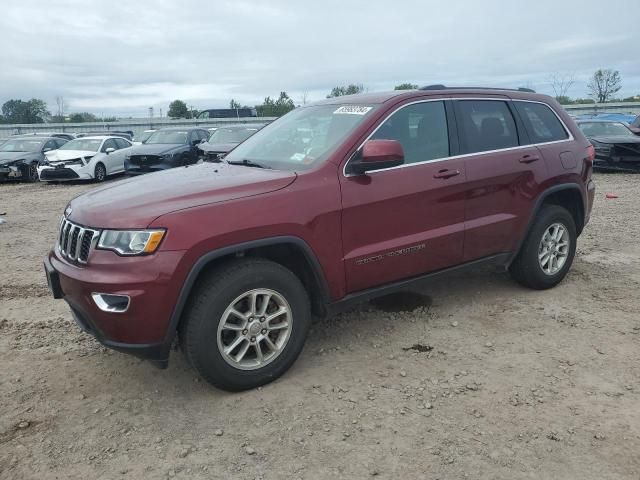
97 229 166 255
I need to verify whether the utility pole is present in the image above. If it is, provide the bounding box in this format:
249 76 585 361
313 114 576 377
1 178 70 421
149 107 154 128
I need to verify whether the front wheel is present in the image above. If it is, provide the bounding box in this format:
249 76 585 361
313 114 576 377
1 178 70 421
509 205 577 290
94 163 106 182
180 259 311 391
26 163 39 182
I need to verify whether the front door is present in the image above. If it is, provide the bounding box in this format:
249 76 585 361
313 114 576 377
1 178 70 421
339 100 467 293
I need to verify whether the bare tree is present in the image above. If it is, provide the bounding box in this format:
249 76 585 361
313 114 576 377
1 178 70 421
55 95 65 120
587 69 622 103
549 73 575 101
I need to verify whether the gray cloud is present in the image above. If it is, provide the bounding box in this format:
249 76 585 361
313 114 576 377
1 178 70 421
1 0 638 117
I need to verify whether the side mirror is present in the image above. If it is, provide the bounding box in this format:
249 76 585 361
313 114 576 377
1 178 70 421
349 139 404 175
191 139 200 146
42 147 52 153
105 147 115 154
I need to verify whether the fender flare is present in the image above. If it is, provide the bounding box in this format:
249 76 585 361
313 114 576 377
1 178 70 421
507 183 585 266
162 236 331 346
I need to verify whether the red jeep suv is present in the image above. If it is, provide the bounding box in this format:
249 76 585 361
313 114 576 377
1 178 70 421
45 86 596 391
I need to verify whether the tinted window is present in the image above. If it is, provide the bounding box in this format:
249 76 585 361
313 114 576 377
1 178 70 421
457 100 518 154
44 140 57 151
371 101 449 164
102 139 117 152
54 138 67 148
114 138 131 149
514 101 568 143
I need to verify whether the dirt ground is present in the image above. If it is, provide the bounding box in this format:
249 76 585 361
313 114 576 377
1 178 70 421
1 173 639 480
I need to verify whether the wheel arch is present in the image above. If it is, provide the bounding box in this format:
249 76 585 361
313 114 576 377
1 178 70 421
165 236 331 346
509 183 585 266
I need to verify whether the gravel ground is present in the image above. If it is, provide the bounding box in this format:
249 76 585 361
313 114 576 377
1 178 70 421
1 173 639 479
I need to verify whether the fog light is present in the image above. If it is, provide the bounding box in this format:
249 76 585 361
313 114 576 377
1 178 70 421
92 293 130 313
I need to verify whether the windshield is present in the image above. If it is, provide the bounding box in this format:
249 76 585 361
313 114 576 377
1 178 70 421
224 104 378 170
209 127 258 144
59 138 102 152
136 131 155 143
579 122 634 137
0 138 44 152
145 130 188 144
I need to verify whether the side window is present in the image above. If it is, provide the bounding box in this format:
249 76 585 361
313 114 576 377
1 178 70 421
44 140 57 151
115 138 130 149
370 101 449 164
456 100 518 154
197 130 208 141
54 139 67 148
514 101 569 143
102 139 117 152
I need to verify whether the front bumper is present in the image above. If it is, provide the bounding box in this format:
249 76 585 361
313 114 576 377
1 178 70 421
0 164 26 181
44 248 188 367
38 165 89 181
124 158 180 175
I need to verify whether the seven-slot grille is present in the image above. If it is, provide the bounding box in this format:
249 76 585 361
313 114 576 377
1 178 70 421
58 217 100 264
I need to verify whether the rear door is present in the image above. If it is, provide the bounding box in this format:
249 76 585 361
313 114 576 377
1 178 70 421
340 100 467 293
453 98 548 261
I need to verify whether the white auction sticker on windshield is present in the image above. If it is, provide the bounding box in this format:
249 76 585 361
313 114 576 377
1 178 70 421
333 105 372 115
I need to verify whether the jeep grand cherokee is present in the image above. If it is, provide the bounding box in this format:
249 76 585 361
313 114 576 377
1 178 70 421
45 86 596 391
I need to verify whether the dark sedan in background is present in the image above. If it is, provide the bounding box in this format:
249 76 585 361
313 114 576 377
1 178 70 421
0 136 68 182
197 124 265 162
577 120 640 172
124 127 209 175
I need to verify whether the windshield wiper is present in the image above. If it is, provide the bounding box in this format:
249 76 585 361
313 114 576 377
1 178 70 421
227 159 270 169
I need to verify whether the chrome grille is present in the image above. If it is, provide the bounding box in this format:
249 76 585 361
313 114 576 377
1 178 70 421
58 218 100 264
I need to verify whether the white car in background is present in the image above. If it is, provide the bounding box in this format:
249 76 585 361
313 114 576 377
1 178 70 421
38 136 132 182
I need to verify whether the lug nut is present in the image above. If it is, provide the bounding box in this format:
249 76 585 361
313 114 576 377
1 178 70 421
242 329 248 335
260 317 265 322
250 336 256 343
261 329 267 335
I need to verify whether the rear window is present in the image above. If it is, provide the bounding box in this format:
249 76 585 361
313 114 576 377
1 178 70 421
456 100 519 154
514 101 568 143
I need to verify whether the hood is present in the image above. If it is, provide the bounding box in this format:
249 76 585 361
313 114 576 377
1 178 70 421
68 162 297 228
589 135 640 144
128 143 186 155
0 151 37 164
46 150 95 162
198 142 238 154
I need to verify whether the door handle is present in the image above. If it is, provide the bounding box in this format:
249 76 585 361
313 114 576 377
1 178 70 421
433 169 461 179
519 154 540 164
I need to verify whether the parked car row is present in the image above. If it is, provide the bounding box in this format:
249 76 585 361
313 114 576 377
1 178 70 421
0 125 265 183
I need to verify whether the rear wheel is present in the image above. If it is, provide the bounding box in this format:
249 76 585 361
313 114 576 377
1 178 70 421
509 205 576 289
94 163 106 182
180 259 311 391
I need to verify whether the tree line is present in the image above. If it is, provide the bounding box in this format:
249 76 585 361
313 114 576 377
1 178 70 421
2 70 637 124
0 98 116 124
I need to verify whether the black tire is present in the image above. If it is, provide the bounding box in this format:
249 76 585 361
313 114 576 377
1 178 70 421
509 205 577 290
94 163 106 182
26 162 39 182
180 258 311 391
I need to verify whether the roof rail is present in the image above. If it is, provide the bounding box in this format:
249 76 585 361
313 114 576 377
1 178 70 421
419 84 537 93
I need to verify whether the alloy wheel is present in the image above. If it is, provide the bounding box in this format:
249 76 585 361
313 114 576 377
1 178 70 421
216 288 292 370
538 222 569 275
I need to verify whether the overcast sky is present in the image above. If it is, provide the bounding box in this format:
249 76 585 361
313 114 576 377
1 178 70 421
0 0 638 117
